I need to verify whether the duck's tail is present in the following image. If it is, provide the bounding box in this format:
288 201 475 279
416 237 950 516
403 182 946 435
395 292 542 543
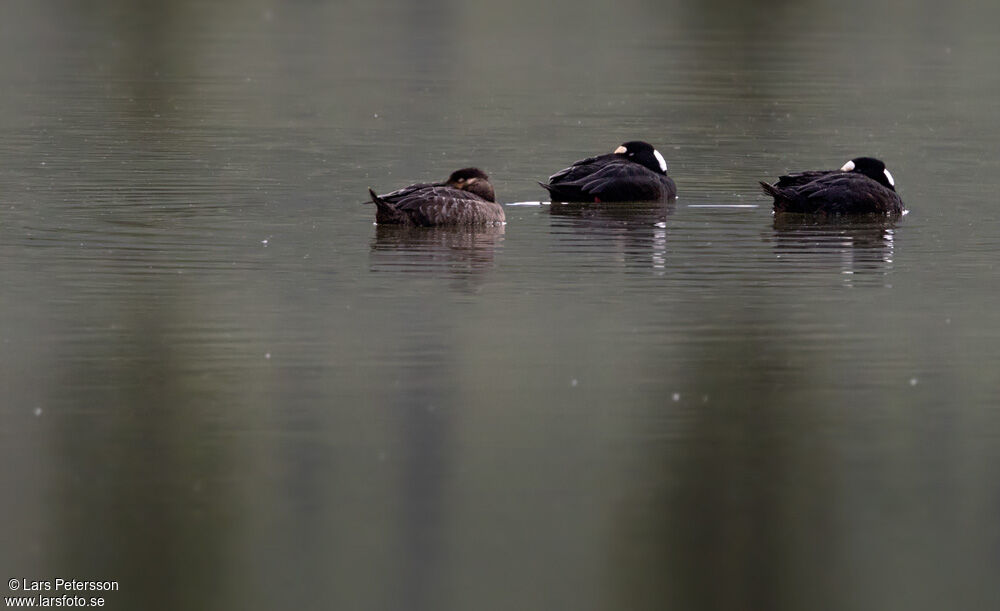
369 188 405 224
539 181 570 202
759 181 782 199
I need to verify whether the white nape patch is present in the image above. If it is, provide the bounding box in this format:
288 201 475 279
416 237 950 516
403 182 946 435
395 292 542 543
614 145 628 154
840 160 856 172
653 149 667 173
884 168 895 187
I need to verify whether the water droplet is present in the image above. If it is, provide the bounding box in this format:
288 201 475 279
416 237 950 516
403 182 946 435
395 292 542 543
264 353 271 360
909 377 918 386
33 407 43 417
672 393 681 402
570 379 578 387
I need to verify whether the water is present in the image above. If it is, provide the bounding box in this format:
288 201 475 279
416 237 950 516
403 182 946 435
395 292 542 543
2 1 1000 609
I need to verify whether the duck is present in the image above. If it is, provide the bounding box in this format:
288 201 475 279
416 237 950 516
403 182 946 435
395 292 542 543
368 168 505 226
760 157 905 215
540 141 677 202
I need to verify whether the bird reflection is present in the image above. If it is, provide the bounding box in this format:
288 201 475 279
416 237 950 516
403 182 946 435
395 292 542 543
548 200 676 225
547 200 676 273
369 224 505 284
771 213 901 278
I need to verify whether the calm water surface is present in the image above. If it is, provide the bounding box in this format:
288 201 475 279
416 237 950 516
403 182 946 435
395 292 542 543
2 1 1000 609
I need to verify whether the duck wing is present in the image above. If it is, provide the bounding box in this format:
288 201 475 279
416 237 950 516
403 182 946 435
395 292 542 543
775 170 836 189
571 161 672 202
375 182 441 204
546 154 617 184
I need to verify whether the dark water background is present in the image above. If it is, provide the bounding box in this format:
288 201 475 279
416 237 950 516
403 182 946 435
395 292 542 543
2 1 999 609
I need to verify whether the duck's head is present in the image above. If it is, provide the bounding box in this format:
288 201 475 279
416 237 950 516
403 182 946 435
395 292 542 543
840 157 896 191
446 167 495 202
614 140 668 175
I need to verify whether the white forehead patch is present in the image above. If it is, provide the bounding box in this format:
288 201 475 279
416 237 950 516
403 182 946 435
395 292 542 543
840 160 856 172
653 149 667 173
883 168 895 187
614 145 628 154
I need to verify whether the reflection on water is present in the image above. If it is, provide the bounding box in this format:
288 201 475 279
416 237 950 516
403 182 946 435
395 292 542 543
548 200 675 226
548 200 675 273
369 224 505 275
772 214 899 280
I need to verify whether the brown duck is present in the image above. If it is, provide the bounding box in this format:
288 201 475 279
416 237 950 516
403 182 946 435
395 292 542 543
369 168 505 226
